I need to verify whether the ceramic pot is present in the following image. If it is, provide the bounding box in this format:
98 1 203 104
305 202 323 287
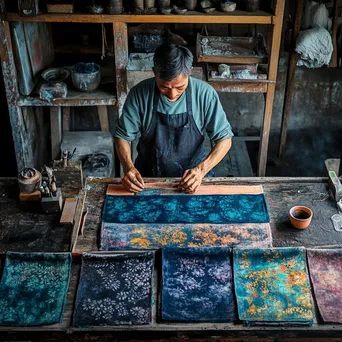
134 0 144 10
157 0 171 9
238 0 260 12
71 63 101 92
184 0 197 10
289 206 313 229
145 0 155 8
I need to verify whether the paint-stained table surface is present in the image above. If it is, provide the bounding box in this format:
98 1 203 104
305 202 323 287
2 177 342 340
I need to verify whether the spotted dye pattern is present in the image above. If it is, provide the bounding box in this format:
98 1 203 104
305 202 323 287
162 247 236 322
0 252 71 326
73 252 154 326
307 249 342 323
102 194 270 224
100 223 272 250
234 248 314 326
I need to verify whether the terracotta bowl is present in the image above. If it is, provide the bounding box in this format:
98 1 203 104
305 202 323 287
289 206 313 229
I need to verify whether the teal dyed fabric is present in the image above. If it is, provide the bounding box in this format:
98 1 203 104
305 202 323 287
73 252 154 326
103 194 270 224
234 248 314 326
0 252 71 326
162 247 236 322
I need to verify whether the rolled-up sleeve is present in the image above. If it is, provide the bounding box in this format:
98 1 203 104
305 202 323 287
205 91 234 143
114 88 141 142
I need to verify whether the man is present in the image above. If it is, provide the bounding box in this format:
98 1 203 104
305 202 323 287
115 43 234 194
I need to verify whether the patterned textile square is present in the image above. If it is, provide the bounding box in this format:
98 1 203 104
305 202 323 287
102 194 270 224
234 248 314 326
73 252 155 326
307 249 342 323
0 252 71 326
100 223 273 250
162 247 236 322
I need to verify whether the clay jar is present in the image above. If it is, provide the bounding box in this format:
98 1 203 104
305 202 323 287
184 0 197 10
289 206 313 230
238 0 260 12
156 0 171 9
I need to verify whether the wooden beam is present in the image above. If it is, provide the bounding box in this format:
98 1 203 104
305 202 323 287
50 107 62 160
98 105 110 132
278 0 304 160
257 0 285 177
210 81 268 93
329 0 339 68
113 22 128 116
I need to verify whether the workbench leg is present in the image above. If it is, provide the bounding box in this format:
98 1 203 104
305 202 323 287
278 0 304 160
113 22 128 117
257 0 285 177
0 20 32 171
50 107 62 160
63 107 70 132
98 105 110 132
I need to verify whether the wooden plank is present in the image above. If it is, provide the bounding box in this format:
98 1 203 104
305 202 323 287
70 190 86 252
3 11 274 24
60 197 78 225
257 0 285 176
63 107 70 132
198 55 267 64
329 0 339 68
278 0 304 160
210 81 268 93
17 89 117 107
113 22 128 116
50 107 62 160
98 105 110 132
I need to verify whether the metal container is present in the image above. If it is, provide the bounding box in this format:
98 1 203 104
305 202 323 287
17 0 39 16
71 63 101 92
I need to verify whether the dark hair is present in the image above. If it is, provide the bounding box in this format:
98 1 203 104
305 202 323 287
153 43 193 81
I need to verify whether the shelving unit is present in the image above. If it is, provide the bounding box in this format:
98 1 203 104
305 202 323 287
0 2 285 176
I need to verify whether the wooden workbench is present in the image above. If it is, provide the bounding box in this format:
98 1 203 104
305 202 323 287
1 177 342 341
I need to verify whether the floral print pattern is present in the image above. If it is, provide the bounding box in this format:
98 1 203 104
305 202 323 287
102 194 270 224
101 223 272 250
73 252 154 326
0 252 71 326
307 249 342 323
162 247 236 322
234 248 314 325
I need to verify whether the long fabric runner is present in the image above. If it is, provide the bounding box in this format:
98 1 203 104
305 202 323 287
73 252 154 326
161 247 236 322
0 252 71 326
307 249 342 323
233 247 314 326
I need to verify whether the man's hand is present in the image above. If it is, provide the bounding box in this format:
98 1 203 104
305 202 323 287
179 166 205 194
122 167 145 193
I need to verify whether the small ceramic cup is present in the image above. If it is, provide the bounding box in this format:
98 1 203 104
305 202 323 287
289 206 313 229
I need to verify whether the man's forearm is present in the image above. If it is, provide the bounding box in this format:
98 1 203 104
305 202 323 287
198 138 232 175
115 138 134 173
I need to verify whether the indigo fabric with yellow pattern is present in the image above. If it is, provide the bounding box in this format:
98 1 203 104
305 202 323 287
162 247 236 322
0 252 71 326
102 194 270 224
73 252 154 326
233 248 314 326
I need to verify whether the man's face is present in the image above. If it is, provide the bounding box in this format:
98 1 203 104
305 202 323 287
154 72 189 102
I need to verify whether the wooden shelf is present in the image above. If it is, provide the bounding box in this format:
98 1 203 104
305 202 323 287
209 80 273 93
17 89 117 107
3 10 274 24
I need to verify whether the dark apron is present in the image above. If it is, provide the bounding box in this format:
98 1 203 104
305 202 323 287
135 79 211 177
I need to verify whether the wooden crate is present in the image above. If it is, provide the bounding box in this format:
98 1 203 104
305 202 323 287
46 1 75 13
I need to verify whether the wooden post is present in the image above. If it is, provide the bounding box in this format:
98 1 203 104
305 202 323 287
113 22 128 117
0 20 31 171
257 0 285 177
50 107 62 160
98 105 110 132
329 0 339 68
278 0 304 160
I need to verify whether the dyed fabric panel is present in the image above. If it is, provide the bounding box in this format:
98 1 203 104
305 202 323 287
0 252 71 326
162 247 236 322
101 223 272 250
73 252 154 326
307 249 342 323
102 194 270 224
234 248 314 325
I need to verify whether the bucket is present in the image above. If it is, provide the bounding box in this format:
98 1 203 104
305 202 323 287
71 63 101 92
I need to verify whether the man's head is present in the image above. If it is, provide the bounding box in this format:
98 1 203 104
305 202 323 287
153 43 193 102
